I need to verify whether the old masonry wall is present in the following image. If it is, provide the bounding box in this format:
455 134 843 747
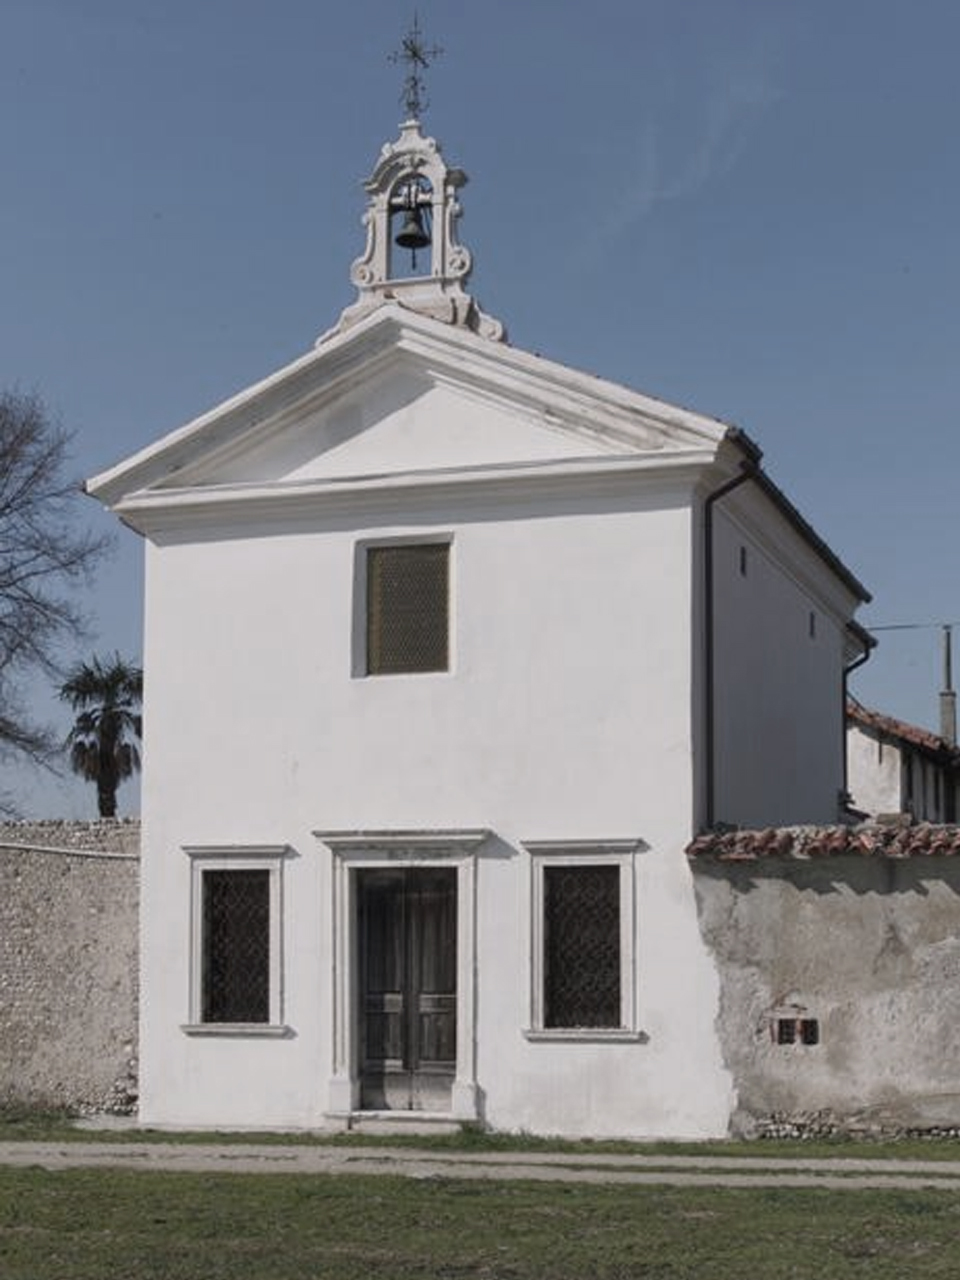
0 820 139 1114
693 851 960 1137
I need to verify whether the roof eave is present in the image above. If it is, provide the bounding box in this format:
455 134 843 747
721 430 871 604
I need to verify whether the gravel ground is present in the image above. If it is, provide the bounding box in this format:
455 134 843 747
5 1140 960 1189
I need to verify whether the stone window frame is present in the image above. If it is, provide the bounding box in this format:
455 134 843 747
522 839 645 1043
181 844 291 1038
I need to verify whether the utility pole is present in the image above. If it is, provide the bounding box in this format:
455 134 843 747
866 620 959 745
941 624 957 746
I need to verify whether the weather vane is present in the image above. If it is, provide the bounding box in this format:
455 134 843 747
389 13 443 120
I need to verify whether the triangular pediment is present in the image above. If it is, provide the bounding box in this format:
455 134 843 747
88 306 730 515
170 366 618 489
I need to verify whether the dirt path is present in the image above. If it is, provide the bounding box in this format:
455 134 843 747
4 1140 960 1189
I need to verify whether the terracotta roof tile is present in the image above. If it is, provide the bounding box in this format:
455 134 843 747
847 697 960 761
687 821 960 861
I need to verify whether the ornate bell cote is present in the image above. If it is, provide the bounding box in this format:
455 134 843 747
322 119 505 344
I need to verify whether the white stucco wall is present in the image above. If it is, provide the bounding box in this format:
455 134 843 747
709 494 851 828
137 479 734 1138
847 724 904 818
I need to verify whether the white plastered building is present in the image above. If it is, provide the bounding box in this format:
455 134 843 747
88 113 870 1138
847 699 960 823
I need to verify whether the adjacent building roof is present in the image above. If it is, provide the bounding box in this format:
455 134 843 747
847 697 960 762
687 821 960 861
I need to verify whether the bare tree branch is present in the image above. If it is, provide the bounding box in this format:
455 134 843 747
0 390 112 810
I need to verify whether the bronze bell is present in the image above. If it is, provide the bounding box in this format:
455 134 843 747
395 205 430 251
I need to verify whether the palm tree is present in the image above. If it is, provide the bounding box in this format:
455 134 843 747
60 654 143 817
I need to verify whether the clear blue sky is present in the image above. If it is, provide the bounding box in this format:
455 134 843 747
3 0 958 817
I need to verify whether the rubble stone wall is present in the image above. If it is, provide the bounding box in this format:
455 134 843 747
0 820 139 1114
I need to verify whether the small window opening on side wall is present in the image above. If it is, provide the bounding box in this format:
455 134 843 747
808 611 817 639
776 1017 819 1046
739 546 748 577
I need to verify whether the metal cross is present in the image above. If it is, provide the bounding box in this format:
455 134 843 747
389 13 443 120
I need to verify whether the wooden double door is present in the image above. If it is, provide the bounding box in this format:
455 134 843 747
357 866 457 1111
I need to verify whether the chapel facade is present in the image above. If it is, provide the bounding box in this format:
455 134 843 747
88 93 873 1137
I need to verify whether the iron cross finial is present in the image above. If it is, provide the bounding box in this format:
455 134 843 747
389 13 443 120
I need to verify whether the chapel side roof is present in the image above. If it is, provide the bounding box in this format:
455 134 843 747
724 429 870 605
687 821 960 861
847 697 960 762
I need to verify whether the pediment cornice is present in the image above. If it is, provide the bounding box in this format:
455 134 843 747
111 449 718 538
87 307 730 510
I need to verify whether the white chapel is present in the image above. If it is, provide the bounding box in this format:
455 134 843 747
88 55 871 1137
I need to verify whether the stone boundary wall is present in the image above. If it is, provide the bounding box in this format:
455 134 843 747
693 853 960 1137
0 820 140 1114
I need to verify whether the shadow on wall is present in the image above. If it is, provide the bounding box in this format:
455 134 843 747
692 853 960 898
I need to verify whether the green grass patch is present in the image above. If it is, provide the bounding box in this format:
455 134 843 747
0 1104 80 1142
1 1166 960 1279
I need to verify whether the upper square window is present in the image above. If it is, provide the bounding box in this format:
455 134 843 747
366 543 449 675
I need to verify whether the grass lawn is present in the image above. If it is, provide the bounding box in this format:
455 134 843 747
2 1165 960 1279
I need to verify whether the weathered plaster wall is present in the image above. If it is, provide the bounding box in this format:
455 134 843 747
693 855 960 1134
0 820 139 1113
847 723 903 818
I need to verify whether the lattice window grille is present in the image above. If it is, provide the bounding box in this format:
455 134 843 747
543 864 621 1029
367 543 449 675
201 869 270 1023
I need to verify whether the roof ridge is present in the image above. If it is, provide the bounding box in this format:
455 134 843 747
688 820 960 861
847 698 958 759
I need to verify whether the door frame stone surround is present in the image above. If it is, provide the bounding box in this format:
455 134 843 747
316 829 489 1121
